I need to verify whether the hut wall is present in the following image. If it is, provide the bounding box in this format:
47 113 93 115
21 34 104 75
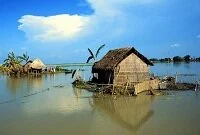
113 53 150 85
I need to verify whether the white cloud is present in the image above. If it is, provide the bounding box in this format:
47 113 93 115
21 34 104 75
18 14 90 42
170 43 180 48
18 0 160 43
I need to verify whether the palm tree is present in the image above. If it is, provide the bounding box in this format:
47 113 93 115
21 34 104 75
17 52 30 63
3 52 22 74
72 44 105 80
86 44 105 63
3 52 20 67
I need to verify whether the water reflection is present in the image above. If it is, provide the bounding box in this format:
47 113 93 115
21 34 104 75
1 63 200 135
49 73 55 81
20 88 90 116
90 95 154 133
27 76 43 89
72 87 83 102
72 87 83 97
173 62 182 67
6 76 44 96
6 77 22 95
183 62 190 69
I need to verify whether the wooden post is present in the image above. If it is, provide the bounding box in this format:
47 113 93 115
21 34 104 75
124 82 130 96
134 86 137 96
175 72 178 84
108 73 111 84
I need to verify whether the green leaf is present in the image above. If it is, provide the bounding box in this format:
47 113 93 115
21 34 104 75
72 70 77 78
88 48 94 58
95 44 105 58
86 56 94 63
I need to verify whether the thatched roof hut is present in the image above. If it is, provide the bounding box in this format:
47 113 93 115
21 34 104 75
92 47 153 85
29 58 45 74
30 58 45 70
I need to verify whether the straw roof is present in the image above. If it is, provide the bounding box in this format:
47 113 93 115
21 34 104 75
92 47 153 71
23 60 33 70
30 58 45 69
23 60 33 67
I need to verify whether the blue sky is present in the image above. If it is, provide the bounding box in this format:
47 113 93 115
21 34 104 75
0 0 200 64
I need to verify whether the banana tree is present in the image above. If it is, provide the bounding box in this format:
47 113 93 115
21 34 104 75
3 52 22 74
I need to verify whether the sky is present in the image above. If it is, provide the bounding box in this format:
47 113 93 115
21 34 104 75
0 0 200 64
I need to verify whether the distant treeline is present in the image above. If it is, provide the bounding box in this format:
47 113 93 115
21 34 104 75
150 55 200 63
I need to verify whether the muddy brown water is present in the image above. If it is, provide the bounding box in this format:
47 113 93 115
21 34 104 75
0 63 200 135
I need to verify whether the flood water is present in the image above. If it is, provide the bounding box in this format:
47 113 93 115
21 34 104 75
0 62 200 135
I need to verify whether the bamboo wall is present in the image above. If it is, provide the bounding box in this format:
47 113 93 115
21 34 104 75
113 53 150 85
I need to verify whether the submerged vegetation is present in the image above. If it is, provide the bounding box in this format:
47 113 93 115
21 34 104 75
1 52 29 75
0 51 73 75
0 65 8 73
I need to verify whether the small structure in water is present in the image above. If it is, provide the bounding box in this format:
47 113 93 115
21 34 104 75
30 58 46 74
73 47 196 95
92 47 153 86
23 58 45 74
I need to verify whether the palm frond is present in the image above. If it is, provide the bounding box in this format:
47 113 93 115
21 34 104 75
4 58 9 63
8 53 12 59
23 53 26 58
26 56 30 62
16 58 23 64
86 56 94 63
17 56 25 61
88 48 94 58
95 44 105 58
72 70 77 78
17 52 30 63
11 52 15 58
2 63 8 67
